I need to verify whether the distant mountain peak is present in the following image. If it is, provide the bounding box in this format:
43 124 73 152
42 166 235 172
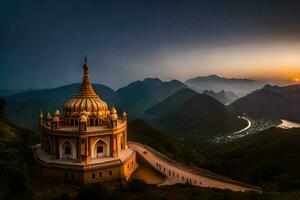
231 83 300 121
202 89 238 104
262 84 279 90
142 77 162 86
185 75 265 97
207 74 221 79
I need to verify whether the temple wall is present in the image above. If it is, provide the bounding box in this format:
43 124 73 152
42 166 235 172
121 151 139 181
36 150 137 185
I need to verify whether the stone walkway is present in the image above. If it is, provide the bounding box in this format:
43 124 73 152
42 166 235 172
129 141 261 192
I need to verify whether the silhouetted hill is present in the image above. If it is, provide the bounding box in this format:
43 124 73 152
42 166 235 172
4 83 122 128
155 94 247 138
231 84 300 121
0 88 36 97
143 78 188 101
203 90 238 104
204 127 300 190
145 88 199 117
116 81 159 118
128 119 205 165
117 78 187 118
186 75 265 97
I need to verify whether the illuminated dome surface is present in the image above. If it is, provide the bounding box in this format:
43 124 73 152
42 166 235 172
64 58 108 117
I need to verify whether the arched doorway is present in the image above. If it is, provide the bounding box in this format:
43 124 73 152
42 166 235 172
75 119 78 126
45 138 51 153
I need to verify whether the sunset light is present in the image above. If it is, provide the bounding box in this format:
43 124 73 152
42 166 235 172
2 1 300 199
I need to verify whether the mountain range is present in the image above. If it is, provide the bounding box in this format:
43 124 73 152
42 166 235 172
116 78 187 118
202 90 239 104
146 88 247 139
186 75 265 97
6 75 296 134
4 78 188 128
231 84 300 121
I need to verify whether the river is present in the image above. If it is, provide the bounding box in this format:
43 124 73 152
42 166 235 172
278 119 300 129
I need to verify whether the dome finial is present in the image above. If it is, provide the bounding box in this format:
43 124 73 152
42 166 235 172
83 56 89 74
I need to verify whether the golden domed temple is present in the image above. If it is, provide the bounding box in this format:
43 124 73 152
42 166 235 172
34 57 138 185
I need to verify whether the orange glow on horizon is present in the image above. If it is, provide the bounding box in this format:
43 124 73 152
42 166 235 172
157 40 300 84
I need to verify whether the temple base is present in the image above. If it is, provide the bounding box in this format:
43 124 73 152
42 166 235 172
34 145 138 185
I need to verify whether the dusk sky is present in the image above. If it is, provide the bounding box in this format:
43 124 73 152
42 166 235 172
2 0 300 90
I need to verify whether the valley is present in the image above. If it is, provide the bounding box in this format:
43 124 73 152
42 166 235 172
1 77 300 199
3 1 300 199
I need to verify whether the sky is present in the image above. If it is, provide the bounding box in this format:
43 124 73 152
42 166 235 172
2 0 300 90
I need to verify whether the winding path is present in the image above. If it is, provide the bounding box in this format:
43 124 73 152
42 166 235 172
129 141 261 192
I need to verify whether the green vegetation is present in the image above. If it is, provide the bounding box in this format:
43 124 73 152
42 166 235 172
129 118 300 193
48 179 300 200
0 98 38 199
201 127 300 191
128 119 205 166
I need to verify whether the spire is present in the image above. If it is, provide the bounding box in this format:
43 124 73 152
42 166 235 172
74 56 97 98
83 56 89 75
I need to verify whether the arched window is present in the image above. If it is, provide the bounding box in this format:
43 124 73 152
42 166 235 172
75 119 78 126
94 140 107 158
95 119 99 126
63 141 72 159
90 119 94 126
97 146 103 153
70 119 74 126
120 136 125 150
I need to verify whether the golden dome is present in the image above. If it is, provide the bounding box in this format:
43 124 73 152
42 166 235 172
111 114 118 120
64 57 108 117
54 109 60 116
111 106 118 120
47 113 52 120
79 115 88 122
111 106 117 114
82 110 89 116
53 116 60 122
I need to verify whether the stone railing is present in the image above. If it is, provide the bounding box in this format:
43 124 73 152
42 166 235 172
34 146 135 171
128 141 261 191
